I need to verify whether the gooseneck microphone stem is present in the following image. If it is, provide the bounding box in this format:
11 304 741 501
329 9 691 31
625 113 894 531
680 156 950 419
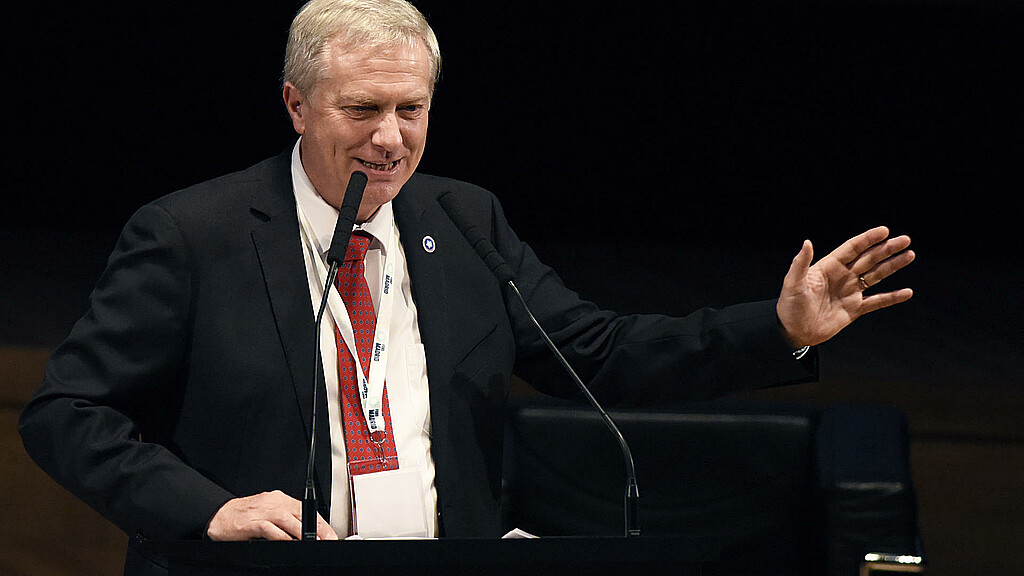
304 261 339 541
303 171 367 541
436 191 640 538
505 281 641 538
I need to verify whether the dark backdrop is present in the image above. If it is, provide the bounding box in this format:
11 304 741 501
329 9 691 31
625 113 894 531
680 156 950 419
3 0 1022 386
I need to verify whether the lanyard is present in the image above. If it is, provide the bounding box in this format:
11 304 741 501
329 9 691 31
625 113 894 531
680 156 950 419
296 201 397 439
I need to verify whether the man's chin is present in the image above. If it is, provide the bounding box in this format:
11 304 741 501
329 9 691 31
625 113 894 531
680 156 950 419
360 181 405 213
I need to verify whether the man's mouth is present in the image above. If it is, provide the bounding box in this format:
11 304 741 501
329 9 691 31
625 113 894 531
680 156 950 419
358 159 401 172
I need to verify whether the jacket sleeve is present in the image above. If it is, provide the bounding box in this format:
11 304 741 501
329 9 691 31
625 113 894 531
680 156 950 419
18 203 235 540
480 193 817 406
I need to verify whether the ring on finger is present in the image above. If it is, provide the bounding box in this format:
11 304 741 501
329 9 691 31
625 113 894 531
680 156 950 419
858 275 870 290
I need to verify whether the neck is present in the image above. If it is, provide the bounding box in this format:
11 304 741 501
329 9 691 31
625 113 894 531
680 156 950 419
356 203 384 225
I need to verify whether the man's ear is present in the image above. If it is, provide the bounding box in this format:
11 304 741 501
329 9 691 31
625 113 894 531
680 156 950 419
282 82 307 134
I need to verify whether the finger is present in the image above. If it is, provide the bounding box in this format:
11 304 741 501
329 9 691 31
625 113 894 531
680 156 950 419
849 235 912 276
860 249 916 288
256 519 299 541
274 493 305 540
318 513 339 540
786 239 814 282
250 490 303 540
830 226 890 266
861 288 914 315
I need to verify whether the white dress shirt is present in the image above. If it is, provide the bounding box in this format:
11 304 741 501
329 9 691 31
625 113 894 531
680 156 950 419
290 139 438 537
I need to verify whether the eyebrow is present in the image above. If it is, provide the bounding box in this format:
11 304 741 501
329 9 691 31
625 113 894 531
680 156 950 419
339 93 377 106
337 91 431 107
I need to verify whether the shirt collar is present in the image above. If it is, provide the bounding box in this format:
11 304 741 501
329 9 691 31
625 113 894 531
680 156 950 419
290 137 393 257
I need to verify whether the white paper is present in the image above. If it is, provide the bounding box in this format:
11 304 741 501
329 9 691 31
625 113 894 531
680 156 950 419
502 528 539 539
351 467 429 538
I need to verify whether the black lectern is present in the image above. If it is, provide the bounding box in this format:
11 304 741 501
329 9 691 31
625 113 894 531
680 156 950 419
140 536 717 575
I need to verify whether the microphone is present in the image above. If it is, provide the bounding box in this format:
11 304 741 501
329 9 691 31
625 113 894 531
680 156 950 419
326 171 369 265
436 191 641 538
304 171 367 541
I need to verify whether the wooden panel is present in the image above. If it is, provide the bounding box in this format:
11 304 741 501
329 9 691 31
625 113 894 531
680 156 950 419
910 440 1024 576
1 410 127 576
1 347 126 576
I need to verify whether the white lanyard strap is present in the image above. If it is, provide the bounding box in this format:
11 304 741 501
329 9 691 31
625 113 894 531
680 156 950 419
296 201 397 436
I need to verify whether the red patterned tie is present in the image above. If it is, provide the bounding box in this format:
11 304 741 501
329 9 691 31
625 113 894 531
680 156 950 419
334 231 399 476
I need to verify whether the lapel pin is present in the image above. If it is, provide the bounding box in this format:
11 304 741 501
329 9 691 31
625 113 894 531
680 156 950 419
422 235 436 253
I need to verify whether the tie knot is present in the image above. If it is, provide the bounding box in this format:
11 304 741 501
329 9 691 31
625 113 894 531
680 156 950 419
345 231 373 262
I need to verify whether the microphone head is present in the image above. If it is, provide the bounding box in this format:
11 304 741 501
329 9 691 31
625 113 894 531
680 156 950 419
326 171 368 265
339 171 368 218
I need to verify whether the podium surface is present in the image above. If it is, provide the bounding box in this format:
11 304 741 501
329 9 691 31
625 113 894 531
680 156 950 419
141 536 717 575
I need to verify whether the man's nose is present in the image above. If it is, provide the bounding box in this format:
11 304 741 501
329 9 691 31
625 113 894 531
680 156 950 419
371 112 402 152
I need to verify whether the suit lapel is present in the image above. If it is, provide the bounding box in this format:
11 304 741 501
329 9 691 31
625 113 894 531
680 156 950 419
248 152 333 511
393 182 455 466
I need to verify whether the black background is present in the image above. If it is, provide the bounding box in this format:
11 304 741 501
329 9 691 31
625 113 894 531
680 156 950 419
3 0 1022 385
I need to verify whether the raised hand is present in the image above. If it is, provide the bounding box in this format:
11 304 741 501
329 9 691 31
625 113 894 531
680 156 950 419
776 226 915 348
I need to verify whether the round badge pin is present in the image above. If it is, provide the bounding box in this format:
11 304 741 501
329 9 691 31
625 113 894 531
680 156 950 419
422 235 436 253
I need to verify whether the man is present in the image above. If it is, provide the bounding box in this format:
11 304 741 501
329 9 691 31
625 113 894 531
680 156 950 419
19 0 914 572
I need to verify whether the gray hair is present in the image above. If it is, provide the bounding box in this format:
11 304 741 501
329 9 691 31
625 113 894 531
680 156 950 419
283 0 441 97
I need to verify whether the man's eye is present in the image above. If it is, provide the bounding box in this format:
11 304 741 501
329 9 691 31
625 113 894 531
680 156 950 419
344 106 377 116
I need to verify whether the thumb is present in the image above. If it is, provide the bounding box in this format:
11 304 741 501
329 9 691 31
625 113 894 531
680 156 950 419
317 513 339 540
786 240 814 284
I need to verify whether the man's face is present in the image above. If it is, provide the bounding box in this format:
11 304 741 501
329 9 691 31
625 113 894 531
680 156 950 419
284 38 432 220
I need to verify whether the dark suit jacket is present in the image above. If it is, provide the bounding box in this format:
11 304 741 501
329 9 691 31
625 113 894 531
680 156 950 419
19 151 815 574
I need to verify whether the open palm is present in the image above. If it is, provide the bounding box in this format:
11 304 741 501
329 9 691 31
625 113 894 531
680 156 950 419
777 226 915 348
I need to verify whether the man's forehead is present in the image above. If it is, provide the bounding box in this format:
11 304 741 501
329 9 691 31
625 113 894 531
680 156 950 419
317 38 433 98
